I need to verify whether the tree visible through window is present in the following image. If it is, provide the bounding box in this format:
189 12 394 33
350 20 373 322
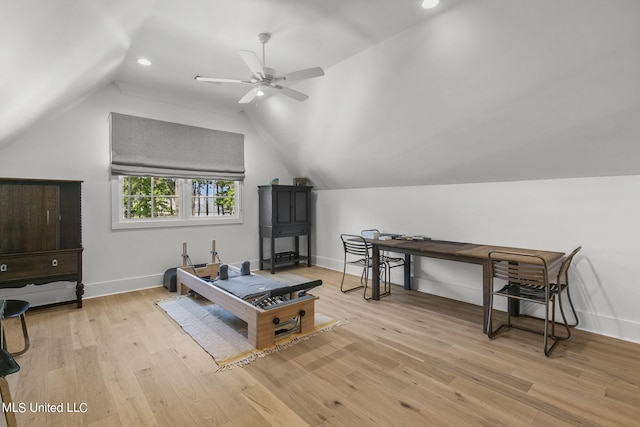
123 177 178 219
120 176 239 222
191 179 236 217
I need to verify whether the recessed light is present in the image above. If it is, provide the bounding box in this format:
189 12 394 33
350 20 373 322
137 58 152 66
421 0 440 9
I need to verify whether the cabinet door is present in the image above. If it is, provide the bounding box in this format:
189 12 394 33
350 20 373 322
274 189 292 224
293 189 310 224
0 184 59 254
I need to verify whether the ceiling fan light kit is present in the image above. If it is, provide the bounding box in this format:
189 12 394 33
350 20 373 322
195 32 325 104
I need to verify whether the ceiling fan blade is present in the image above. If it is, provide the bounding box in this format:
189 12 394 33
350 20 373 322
238 87 260 104
239 50 265 80
195 76 252 84
276 67 325 82
274 85 309 102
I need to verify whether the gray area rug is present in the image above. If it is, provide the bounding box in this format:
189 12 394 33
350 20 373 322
157 290 343 370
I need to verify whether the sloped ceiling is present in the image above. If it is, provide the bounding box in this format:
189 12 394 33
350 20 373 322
0 0 155 144
244 0 640 189
2 0 640 190
1 0 445 144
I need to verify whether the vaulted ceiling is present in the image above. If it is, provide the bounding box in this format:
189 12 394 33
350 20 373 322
2 0 446 142
3 0 640 190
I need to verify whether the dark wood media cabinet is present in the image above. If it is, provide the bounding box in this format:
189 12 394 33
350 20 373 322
0 178 83 307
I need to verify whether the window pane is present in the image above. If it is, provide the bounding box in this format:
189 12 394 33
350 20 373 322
152 178 178 218
124 196 152 218
121 176 178 219
154 196 179 217
191 179 236 217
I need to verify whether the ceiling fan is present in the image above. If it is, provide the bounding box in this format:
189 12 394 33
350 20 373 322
195 33 325 104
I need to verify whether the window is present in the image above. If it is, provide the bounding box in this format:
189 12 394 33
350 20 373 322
191 179 237 217
112 176 242 229
109 113 246 229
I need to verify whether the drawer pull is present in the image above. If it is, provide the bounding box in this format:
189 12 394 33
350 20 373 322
0 264 6 272
52 259 58 267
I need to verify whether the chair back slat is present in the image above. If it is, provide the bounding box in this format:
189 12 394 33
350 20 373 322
489 251 548 288
341 234 371 259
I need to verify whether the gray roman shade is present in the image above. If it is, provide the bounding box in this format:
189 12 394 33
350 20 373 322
110 113 245 180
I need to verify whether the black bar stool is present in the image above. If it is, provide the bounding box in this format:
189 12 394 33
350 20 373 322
3 300 30 356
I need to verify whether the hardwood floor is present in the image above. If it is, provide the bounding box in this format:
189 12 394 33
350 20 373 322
3 266 639 426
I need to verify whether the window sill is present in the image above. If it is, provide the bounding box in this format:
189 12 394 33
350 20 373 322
111 215 243 230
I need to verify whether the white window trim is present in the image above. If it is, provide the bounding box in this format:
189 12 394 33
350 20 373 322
111 177 243 230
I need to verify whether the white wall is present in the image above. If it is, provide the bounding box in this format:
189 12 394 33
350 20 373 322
0 84 294 304
314 176 640 344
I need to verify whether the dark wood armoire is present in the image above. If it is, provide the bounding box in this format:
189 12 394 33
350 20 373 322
0 178 83 307
258 185 312 274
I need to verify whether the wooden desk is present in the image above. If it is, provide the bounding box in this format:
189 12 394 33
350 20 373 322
369 239 565 333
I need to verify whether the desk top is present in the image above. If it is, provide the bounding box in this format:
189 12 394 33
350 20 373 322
369 238 565 267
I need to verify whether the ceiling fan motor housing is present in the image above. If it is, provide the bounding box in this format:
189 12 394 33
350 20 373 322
257 32 271 44
262 67 276 81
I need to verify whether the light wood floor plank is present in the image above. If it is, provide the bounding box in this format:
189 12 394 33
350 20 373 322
3 266 639 426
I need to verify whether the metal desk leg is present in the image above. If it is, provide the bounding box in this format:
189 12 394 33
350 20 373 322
482 260 491 334
371 245 381 300
508 289 520 317
403 254 411 290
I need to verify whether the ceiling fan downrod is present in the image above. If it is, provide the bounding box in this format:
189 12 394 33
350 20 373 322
257 32 271 67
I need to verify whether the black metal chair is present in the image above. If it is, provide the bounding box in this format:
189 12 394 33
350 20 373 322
360 231 405 266
487 251 571 357
359 230 405 300
340 234 382 294
339 233 404 300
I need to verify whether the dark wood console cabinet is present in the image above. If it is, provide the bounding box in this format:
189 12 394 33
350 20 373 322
0 178 83 307
258 185 312 273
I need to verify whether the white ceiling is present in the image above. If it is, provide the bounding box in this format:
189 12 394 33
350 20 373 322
1 0 447 144
3 0 639 189
114 0 449 114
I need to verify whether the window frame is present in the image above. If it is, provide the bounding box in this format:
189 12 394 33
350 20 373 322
111 176 243 230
